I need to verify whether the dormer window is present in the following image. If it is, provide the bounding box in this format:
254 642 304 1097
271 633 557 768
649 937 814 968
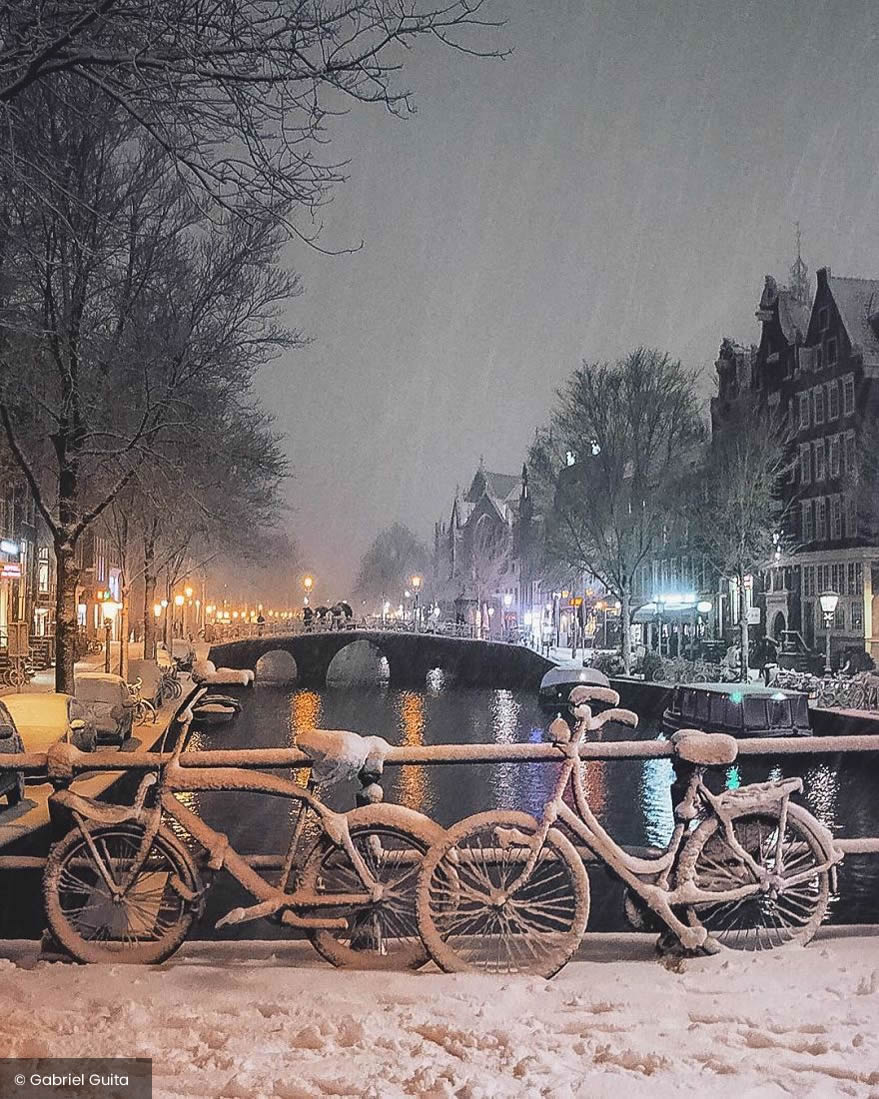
819 307 829 331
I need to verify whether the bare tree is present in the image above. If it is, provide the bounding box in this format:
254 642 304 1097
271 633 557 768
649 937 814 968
0 85 298 689
0 0 505 231
530 349 703 674
695 401 793 679
355 524 428 611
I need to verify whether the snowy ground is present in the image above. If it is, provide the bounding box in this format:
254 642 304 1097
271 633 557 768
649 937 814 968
2 931 879 1098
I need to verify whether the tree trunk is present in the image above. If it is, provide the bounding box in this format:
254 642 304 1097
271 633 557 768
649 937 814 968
143 571 157 660
54 541 79 693
738 576 749 683
119 588 129 680
621 587 632 675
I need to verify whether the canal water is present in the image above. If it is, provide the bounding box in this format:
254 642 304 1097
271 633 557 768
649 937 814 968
182 679 879 941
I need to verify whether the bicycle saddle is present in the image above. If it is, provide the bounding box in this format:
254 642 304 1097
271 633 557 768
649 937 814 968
671 729 737 766
297 728 391 784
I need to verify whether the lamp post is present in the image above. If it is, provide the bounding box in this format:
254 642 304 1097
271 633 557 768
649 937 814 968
412 575 422 631
174 593 185 638
818 590 839 674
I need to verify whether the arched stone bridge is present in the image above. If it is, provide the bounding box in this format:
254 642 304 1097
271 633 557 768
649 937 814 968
208 630 553 690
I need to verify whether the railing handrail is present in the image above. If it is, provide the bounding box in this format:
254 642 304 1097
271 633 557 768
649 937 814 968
5 730 879 777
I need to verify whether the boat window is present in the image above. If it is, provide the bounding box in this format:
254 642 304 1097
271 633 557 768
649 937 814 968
696 692 710 722
744 696 766 728
710 695 728 727
681 689 695 718
767 698 789 727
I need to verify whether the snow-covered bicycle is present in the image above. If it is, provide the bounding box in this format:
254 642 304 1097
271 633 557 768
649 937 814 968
43 700 440 966
417 685 843 978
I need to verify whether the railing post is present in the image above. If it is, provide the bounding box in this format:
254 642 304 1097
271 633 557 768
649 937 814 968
356 758 384 807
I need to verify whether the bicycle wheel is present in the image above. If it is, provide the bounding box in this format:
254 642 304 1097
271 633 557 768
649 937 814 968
44 823 200 964
677 803 831 951
417 810 589 978
301 804 442 970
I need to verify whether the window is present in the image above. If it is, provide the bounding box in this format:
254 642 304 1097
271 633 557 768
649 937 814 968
813 386 825 425
819 307 829 331
845 431 856 476
835 603 845 630
814 438 826 481
803 564 814 597
827 337 838 366
816 497 827 540
831 495 843 540
830 435 841 478
799 443 811 484
845 495 857 538
801 500 814 543
37 547 49 595
852 599 864 630
831 563 841 592
799 392 810 430
843 374 855 415
816 346 824 370
827 380 840 420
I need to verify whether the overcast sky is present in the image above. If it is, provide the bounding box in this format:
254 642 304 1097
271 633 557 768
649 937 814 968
255 0 879 599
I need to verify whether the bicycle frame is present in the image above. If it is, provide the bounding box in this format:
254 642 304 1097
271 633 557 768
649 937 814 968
65 729 385 932
506 707 840 950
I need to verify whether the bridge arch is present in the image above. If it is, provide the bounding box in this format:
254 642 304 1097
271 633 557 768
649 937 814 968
255 649 299 684
326 639 390 685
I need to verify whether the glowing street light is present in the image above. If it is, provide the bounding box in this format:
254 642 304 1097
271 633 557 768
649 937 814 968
818 590 839 674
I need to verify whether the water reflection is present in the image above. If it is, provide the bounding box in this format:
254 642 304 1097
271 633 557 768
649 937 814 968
396 691 426 811
638 757 675 848
184 683 879 930
802 763 840 831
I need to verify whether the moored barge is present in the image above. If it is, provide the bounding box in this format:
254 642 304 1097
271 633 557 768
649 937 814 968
662 682 812 738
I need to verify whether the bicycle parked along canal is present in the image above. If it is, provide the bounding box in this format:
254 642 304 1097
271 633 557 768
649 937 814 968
43 694 440 966
417 684 844 978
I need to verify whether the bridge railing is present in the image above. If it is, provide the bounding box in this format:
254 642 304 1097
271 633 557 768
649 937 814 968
3 731 879 873
207 620 520 642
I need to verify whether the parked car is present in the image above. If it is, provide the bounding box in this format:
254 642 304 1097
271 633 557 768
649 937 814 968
1 693 98 755
776 631 824 675
0 700 25 807
74 672 133 746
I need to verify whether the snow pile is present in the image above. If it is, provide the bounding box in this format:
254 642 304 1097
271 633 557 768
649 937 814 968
2 932 879 1097
192 660 254 687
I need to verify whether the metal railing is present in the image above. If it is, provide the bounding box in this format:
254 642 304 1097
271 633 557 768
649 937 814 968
207 620 516 643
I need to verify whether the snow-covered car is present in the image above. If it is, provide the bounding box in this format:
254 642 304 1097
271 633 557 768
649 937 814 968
74 673 133 746
0 699 26 807
1 693 98 755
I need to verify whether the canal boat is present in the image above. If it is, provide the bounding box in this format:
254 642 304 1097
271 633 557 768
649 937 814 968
539 666 611 709
662 682 812 739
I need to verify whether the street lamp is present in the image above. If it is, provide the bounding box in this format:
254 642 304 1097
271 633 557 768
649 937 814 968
101 599 120 673
818 590 839 674
412 575 422 630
